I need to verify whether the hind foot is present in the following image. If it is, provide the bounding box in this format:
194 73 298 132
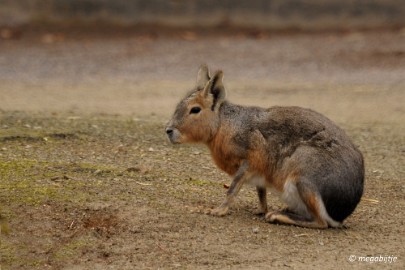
265 211 328 229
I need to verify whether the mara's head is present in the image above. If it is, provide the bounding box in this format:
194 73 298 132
166 65 226 144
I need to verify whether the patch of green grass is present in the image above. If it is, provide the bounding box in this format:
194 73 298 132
0 159 67 206
189 178 212 186
52 236 93 262
0 240 18 268
0 159 119 207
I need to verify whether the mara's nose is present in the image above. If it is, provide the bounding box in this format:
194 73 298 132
166 128 173 135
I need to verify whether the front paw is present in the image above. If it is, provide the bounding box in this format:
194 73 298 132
253 208 268 216
205 206 229 216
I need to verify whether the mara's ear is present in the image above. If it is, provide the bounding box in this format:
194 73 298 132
202 70 226 111
196 64 210 89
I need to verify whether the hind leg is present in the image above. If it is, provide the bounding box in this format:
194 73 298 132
265 181 328 229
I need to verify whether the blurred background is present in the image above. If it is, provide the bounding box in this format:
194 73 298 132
0 0 404 123
1 0 405 29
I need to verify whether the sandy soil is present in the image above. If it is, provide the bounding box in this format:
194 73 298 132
0 27 404 269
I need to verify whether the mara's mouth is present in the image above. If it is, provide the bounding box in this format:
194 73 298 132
165 127 182 144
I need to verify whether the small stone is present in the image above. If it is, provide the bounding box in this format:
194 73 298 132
252 227 259 234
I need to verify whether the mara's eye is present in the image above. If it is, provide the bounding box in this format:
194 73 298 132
190 107 201 114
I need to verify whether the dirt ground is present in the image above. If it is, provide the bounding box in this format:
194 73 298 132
0 26 404 269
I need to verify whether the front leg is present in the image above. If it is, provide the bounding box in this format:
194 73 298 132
207 161 249 216
254 186 268 215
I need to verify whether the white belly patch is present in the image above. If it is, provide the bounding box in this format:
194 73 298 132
280 180 310 218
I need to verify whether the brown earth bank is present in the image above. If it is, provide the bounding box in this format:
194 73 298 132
0 27 404 269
